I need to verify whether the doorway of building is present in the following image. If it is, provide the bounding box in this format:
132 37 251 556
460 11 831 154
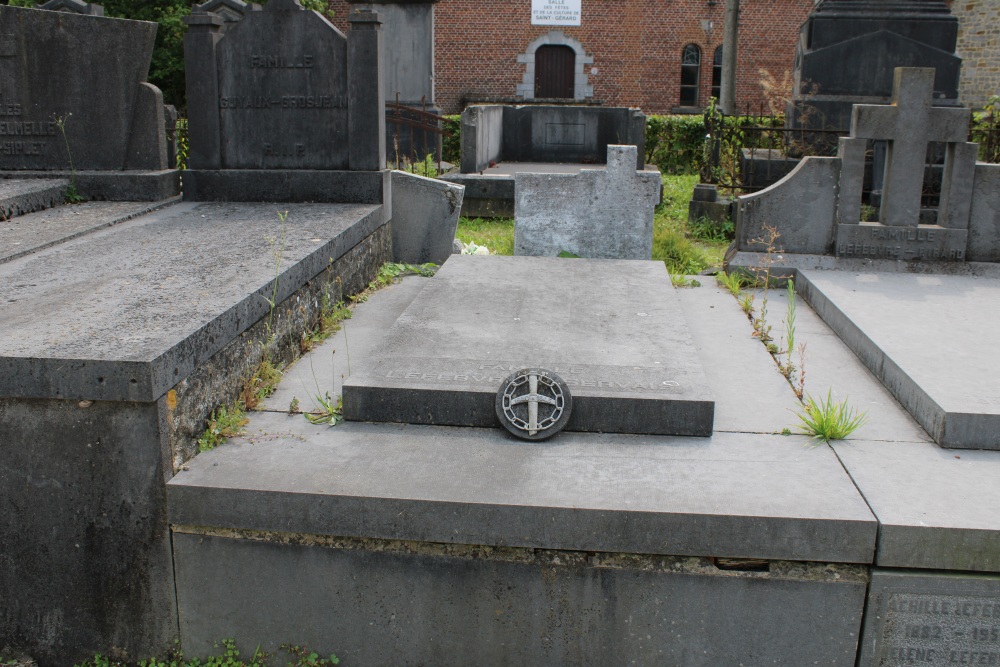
534 45 575 98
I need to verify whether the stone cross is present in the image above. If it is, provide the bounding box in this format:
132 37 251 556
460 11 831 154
845 68 971 227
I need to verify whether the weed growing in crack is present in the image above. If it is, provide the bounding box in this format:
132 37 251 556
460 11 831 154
53 113 85 203
794 389 869 443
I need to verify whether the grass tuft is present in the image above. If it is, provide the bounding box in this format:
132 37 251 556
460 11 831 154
793 389 869 443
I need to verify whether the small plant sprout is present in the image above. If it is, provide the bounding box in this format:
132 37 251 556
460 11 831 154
716 270 745 297
305 391 342 426
793 389 869 443
52 113 85 203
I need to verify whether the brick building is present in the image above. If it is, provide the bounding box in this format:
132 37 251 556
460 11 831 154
322 0 996 115
325 0 815 115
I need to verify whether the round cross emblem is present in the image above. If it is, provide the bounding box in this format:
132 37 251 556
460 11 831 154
495 368 573 441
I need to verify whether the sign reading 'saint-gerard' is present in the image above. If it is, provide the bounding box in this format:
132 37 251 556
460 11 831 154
531 0 581 26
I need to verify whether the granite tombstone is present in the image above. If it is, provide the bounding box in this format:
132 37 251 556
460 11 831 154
183 0 387 202
0 5 176 199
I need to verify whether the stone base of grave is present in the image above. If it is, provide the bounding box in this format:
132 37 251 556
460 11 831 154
0 170 180 201
341 255 715 436
0 199 391 664
161 264 1000 667
182 169 391 205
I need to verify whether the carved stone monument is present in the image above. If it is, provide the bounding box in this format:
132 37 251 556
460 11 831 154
729 68 1000 268
183 0 387 202
788 0 962 135
0 4 177 199
514 145 660 260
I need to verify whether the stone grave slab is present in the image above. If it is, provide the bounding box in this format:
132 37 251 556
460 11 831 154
798 270 1000 450
342 255 715 436
857 570 1000 667
1 199 178 264
0 201 383 402
0 177 66 219
831 439 1000 572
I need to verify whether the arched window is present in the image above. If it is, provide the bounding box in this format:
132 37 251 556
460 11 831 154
712 45 723 101
535 45 576 99
680 44 701 107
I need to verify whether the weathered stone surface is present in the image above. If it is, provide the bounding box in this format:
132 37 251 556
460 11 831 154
342 254 715 436
835 223 968 261
857 570 1000 667
0 201 385 402
0 198 177 264
515 145 660 259
968 164 1000 263
390 170 463 264
832 439 1000 572
183 1 387 198
215 1 350 169
0 178 66 221
734 157 839 255
0 6 167 172
171 531 869 667
169 420 875 562
798 270 1000 450
440 171 513 218
0 397 177 666
181 169 389 204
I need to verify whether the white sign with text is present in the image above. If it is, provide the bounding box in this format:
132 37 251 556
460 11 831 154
531 0 581 26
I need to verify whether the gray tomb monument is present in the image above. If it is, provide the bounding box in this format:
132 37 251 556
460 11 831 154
183 0 387 202
514 145 661 260
0 4 178 200
729 68 1000 269
196 0 260 29
788 0 962 137
37 0 104 15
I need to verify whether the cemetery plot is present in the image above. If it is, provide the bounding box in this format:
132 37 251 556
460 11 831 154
342 255 715 436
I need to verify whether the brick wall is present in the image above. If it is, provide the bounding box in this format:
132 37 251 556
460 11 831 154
951 0 1000 109
327 0 815 115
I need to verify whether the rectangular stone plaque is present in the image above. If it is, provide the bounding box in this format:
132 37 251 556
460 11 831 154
545 122 585 146
859 571 1000 667
216 3 349 169
836 223 968 261
342 255 715 436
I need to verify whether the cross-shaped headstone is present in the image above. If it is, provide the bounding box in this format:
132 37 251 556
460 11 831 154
849 68 970 227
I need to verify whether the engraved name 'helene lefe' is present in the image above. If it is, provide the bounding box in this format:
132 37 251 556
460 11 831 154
382 364 682 392
881 594 1000 666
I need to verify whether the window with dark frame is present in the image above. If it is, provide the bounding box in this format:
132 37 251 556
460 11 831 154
680 44 701 107
712 45 723 101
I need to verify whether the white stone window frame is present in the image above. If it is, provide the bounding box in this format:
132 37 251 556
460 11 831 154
516 31 594 101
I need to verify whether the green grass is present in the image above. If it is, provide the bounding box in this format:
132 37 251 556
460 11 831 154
456 217 514 255
794 389 869 443
453 176 731 274
654 174 730 274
